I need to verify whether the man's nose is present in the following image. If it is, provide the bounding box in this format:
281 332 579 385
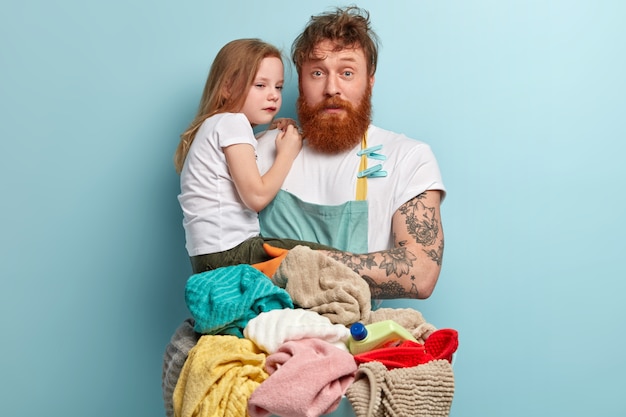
324 76 340 96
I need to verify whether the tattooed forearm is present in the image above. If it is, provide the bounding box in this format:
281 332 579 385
362 275 419 299
325 251 377 274
326 247 416 278
325 247 421 299
379 247 417 277
323 191 443 299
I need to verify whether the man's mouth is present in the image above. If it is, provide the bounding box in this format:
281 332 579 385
322 105 345 115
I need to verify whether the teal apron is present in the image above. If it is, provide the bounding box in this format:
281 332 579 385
259 134 386 254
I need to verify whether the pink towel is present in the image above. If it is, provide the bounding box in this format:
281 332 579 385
248 338 357 417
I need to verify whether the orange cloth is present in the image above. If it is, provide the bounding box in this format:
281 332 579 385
251 243 289 278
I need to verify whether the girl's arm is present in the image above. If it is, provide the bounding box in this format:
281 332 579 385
224 124 302 212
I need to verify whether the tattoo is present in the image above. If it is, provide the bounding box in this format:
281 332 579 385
424 239 444 266
379 247 417 277
326 251 377 274
362 275 419 299
324 192 443 299
398 194 439 246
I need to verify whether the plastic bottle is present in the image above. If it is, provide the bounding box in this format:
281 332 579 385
347 320 418 355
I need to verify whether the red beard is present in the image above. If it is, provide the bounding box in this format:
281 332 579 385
297 85 372 154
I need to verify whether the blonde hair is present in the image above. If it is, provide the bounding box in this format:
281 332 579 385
174 39 283 174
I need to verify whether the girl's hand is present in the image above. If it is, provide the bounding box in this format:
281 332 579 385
270 118 299 132
275 124 302 160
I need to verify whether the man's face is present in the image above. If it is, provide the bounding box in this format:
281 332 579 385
297 40 375 153
300 40 374 117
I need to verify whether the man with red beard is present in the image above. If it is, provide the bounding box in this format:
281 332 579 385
257 6 446 300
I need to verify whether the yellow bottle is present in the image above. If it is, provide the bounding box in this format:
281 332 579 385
347 320 417 355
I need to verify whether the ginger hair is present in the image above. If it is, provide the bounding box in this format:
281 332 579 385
174 39 282 174
291 6 380 78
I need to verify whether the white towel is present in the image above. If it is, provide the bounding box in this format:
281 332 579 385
244 308 351 353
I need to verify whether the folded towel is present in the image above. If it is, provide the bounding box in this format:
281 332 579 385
162 318 200 417
248 338 357 417
346 360 455 417
173 335 268 417
244 308 351 353
273 245 372 325
185 264 293 336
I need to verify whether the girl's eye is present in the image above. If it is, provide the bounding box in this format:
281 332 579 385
276 85 284 91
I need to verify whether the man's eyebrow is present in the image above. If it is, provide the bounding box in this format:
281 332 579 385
310 55 358 64
338 56 358 63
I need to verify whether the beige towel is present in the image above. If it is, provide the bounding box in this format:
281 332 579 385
274 246 436 338
346 360 455 417
274 245 372 325
366 308 436 343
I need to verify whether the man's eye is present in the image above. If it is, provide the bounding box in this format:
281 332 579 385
312 71 323 77
343 71 353 77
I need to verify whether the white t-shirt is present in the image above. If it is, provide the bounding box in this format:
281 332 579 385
178 113 259 256
256 125 446 252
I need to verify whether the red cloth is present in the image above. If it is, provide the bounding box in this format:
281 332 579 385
353 329 458 369
425 328 458 363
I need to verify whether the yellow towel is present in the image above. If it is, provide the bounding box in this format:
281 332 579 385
173 335 268 417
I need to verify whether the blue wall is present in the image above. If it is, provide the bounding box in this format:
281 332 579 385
1 1 624 416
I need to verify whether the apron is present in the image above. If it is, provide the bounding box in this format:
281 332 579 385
259 134 387 254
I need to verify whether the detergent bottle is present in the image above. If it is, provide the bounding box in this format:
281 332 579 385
347 320 418 355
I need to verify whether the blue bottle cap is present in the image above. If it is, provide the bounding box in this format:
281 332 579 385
350 322 368 341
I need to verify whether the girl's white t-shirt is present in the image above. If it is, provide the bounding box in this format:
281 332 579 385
178 113 259 256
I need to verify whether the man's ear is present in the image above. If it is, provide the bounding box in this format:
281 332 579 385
369 74 375 88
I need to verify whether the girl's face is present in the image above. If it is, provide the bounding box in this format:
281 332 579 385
240 56 284 126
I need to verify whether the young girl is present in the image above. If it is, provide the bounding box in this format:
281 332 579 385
174 38 332 274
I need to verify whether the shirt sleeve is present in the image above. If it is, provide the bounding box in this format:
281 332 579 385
215 113 257 149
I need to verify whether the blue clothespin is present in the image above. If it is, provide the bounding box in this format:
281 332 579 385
357 163 388 178
357 144 387 161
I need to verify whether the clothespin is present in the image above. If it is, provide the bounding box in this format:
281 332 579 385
357 144 387 161
357 163 388 178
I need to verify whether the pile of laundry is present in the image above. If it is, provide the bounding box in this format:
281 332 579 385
162 245 458 417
